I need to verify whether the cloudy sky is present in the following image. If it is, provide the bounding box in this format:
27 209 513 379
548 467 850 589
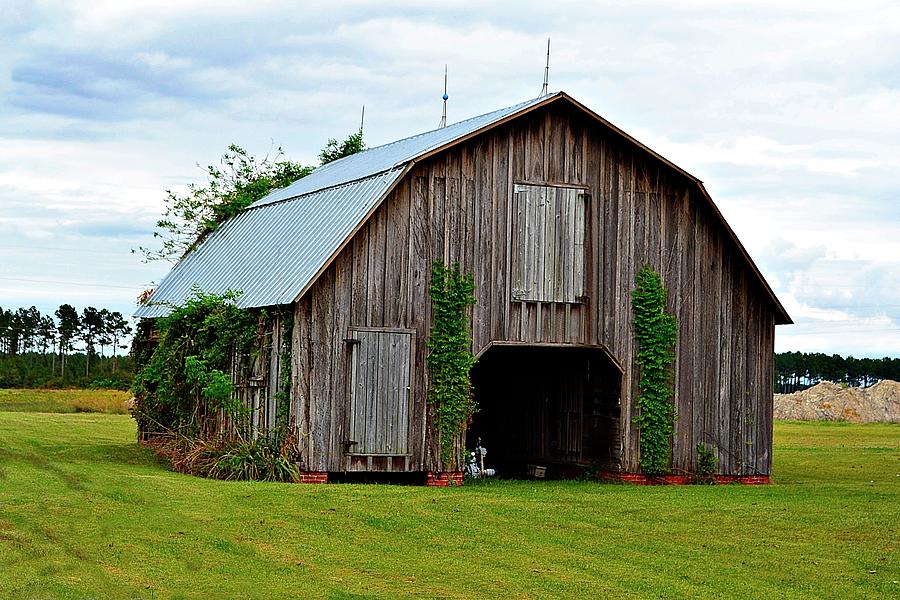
1 0 898 357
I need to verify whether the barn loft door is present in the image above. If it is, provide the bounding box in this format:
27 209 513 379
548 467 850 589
512 184 587 303
345 328 413 470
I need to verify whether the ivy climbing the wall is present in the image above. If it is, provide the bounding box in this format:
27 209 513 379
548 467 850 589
132 289 299 482
274 313 294 435
631 265 678 476
427 261 477 468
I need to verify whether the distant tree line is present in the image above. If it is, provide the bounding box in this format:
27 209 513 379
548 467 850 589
0 304 133 389
775 351 900 392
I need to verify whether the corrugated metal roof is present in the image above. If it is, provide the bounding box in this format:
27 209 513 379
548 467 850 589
135 167 405 318
251 95 550 207
137 95 554 317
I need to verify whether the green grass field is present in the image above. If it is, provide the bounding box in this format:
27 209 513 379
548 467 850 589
0 392 897 599
0 388 131 414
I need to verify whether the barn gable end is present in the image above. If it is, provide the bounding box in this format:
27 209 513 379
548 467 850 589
293 99 785 476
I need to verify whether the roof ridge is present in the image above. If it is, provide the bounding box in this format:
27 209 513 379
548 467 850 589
140 90 789 324
248 94 551 209
245 166 406 212
310 96 545 173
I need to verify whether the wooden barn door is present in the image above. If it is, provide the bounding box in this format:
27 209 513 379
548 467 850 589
344 328 414 471
511 184 587 303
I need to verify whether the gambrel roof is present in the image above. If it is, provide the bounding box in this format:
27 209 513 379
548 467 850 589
136 92 790 323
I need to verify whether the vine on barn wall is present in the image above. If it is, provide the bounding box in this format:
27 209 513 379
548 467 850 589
131 289 300 482
132 289 257 437
274 312 294 434
427 261 477 468
631 265 678 475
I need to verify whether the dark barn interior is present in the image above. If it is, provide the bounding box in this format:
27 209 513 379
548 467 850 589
467 344 622 479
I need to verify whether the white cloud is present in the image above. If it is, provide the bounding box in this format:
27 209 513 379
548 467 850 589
0 1 898 356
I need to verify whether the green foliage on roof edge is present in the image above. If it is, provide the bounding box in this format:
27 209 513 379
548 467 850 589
427 261 477 469
137 130 366 264
632 265 678 476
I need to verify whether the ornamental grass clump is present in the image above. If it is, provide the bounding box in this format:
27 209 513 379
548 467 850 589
631 265 678 476
151 434 300 483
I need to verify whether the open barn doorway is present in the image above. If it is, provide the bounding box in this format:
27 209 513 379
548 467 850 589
467 343 622 479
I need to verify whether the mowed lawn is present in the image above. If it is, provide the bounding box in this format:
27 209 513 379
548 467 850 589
0 388 131 414
0 394 897 599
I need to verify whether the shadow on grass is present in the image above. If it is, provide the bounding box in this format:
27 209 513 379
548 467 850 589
0 439 167 491
64 442 166 469
0 447 85 490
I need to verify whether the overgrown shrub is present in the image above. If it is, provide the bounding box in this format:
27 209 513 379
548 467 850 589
132 289 301 482
631 265 678 475
694 443 718 484
131 289 256 437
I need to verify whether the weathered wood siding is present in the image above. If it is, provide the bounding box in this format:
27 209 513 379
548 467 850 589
222 311 290 439
292 102 777 475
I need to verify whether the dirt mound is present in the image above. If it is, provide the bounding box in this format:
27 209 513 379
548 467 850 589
774 380 900 423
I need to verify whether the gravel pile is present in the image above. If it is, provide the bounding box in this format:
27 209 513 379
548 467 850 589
774 380 900 423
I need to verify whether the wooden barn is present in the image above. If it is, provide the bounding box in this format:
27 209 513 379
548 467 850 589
136 91 791 483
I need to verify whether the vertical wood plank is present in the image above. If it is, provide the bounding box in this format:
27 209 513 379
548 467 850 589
475 137 494 350
330 251 352 470
617 151 636 471
672 190 691 471
494 132 510 341
590 134 603 345
717 235 733 472
548 110 565 182
293 298 311 468
528 113 545 181
732 268 747 474
544 187 558 302
350 329 366 450
762 312 775 474
387 180 410 327
351 227 369 327
447 176 461 264
310 269 335 471
367 207 387 327
574 191 586 298
463 176 476 276
432 176 446 270
746 297 760 473
408 176 428 469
